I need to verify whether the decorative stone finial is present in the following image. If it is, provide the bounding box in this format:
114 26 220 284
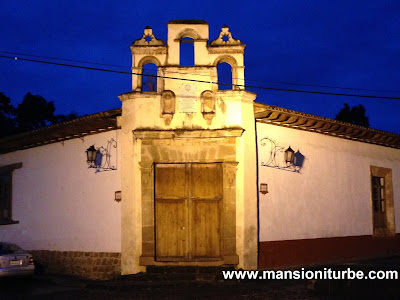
133 27 165 46
210 26 242 46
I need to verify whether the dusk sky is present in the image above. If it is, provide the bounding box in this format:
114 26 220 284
1 1 399 133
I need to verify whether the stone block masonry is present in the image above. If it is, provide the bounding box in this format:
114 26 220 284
30 250 121 280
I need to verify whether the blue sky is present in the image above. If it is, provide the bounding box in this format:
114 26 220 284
1 0 399 133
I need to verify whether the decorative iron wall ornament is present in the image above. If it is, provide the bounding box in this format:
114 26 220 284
86 138 117 172
260 137 302 173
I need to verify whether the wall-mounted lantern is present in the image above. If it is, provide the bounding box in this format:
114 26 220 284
85 139 117 172
86 145 97 167
114 191 122 202
284 146 295 165
260 183 268 194
260 137 302 173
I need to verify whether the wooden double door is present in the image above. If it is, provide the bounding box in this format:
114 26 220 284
155 163 222 261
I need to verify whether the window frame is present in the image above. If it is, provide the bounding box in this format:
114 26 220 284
370 166 395 237
0 163 22 225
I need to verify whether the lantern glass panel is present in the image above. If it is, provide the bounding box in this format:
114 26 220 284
284 146 294 164
86 146 97 163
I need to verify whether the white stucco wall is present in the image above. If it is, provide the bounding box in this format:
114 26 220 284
0 130 121 252
257 123 400 242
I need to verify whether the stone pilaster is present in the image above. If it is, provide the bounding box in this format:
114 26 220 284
222 161 239 264
139 161 155 265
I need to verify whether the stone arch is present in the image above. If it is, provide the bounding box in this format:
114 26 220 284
176 30 199 66
137 56 162 92
175 28 201 40
138 56 162 68
214 55 238 90
213 55 238 67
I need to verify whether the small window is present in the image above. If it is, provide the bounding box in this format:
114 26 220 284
0 173 11 221
371 176 386 228
370 166 395 236
0 163 21 225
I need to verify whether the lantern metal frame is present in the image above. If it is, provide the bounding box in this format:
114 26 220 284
86 138 117 172
260 137 300 173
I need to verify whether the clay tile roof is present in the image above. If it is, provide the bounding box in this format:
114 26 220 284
1 104 399 154
0 108 121 154
254 102 400 149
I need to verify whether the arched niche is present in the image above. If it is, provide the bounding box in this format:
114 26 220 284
161 90 176 125
200 90 215 125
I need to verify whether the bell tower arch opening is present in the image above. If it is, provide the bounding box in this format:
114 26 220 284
130 26 166 92
217 62 233 90
179 37 195 66
214 55 238 90
142 63 158 92
137 56 162 92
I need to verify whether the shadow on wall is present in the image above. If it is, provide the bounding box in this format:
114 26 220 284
95 151 103 168
293 151 305 169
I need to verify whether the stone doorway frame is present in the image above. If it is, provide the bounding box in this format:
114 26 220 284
133 128 243 266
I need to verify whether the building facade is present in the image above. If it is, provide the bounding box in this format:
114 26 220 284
0 21 399 279
118 20 258 274
255 104 400 268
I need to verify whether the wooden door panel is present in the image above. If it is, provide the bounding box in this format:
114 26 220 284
155 163 222 261
155 164 186 198
191 200 221 258
155 199 187 259
191 164 222 198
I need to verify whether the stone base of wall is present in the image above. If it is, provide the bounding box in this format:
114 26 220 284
259 234 400 269
30 250 121 280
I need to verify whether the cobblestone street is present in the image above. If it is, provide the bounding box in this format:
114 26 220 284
2 257 399 299
3 277 319 299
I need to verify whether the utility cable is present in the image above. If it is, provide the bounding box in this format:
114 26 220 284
2 50 400 94
2 54 400 100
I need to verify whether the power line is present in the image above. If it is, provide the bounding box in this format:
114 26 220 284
0 50 126 69
2 50 400 94
2 54 400 100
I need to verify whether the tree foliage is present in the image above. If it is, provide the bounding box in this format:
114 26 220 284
0 92 78 138
16 93 57 130
0 92 16 136
335 103 369 127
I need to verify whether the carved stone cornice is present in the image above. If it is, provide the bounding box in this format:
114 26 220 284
133 128 244 140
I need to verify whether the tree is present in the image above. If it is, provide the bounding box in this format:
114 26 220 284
0 92 16 137
16 93 57 130
0 92 78 137
53 112 79 123
335 103 369 127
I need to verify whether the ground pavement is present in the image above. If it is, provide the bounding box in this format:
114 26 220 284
1 256 399 299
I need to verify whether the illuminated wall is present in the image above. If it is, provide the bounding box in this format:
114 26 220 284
257 122 400 242
0 130 121 253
